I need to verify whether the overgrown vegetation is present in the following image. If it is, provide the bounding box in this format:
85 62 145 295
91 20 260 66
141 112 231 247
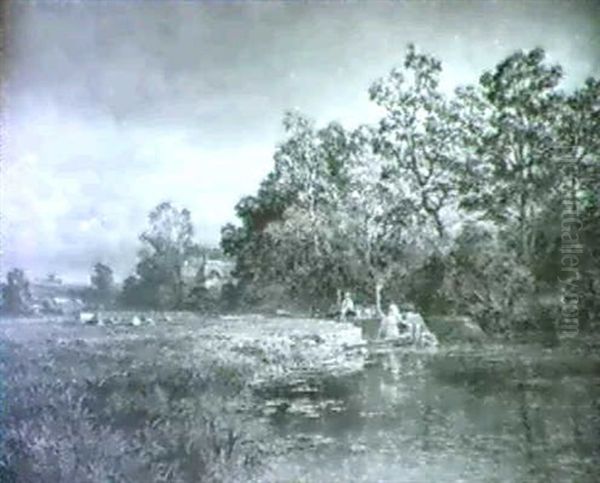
0 315 371 481
0 317 268 482
221 46 599 334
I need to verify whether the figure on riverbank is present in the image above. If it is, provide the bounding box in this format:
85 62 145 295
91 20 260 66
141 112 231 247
340 291 356 321
402 311 439 347
375 301 438 347
377 303 403 340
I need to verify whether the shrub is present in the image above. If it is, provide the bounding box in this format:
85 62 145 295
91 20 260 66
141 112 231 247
1 269 34 316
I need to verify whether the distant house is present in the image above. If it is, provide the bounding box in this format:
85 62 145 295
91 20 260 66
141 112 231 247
204 259 235 290
181 256 235 292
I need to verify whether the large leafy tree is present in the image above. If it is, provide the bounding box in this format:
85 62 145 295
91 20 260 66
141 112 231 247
273 111 352 255
332 125 417 304
459 48 564 263
259 205 340 308
125 202 200 309
438 222 538 332
369 45 460 239
222 112 354 306
220 45 599 330
557 77 600 328
524 77 600 283
221 170 295 296
558 77 600 204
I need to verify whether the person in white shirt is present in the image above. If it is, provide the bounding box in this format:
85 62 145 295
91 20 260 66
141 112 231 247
340 291 356 321
377 303 402 340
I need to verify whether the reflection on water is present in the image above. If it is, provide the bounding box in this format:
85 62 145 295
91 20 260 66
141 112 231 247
261 341 600 482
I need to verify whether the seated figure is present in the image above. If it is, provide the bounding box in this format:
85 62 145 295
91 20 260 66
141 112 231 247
340 291 356 321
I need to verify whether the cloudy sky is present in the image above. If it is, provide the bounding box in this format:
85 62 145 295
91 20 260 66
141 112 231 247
2 1 599 282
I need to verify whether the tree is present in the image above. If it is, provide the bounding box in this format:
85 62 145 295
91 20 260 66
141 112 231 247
369 45 460 239
223 103 439 310
558 77 600 207
221 113 354 308
220 172 294 306
458 48 564 263
90 263 115 306
219 45 597 331
558 77 600 329
273 111 352 255
259 204 340 308
333 124 436 308
124 202 200 309
120 275 143 308
1 269 33 316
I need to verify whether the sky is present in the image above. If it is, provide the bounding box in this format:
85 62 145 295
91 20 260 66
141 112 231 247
2 0 599 283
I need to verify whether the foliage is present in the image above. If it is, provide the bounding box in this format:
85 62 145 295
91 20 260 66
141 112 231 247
1 269 33 316
121 202 200 310
370 44 460 239
457 48 564 263
90 262 115 307
222 45 599 333
439 223 538 333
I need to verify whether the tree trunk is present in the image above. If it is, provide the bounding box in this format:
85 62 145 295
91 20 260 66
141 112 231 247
308 186 321 256
434 213 445 239
519 191 529 263
375 280 384 318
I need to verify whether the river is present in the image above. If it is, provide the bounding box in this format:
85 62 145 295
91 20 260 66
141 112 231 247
259 338 600 482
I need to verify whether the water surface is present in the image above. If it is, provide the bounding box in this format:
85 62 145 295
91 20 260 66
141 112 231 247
261 339 600 482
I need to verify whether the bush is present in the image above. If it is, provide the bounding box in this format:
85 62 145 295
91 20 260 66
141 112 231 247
441 248 537 334
0 328 265 483
1 269 34 316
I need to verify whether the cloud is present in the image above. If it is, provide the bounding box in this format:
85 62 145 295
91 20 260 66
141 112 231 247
2 1 599 281
1 104 274 281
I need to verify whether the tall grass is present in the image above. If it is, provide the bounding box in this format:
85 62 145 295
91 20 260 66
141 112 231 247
0 318 266 482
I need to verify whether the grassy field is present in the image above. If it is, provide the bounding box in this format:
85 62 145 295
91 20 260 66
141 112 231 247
0 313 363 482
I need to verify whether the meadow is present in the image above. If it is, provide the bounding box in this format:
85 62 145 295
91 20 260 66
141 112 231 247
0 313 364 482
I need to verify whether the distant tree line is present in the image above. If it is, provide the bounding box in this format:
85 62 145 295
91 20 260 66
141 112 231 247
1 202 229 315
0 265 115 316
221 46 599 334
